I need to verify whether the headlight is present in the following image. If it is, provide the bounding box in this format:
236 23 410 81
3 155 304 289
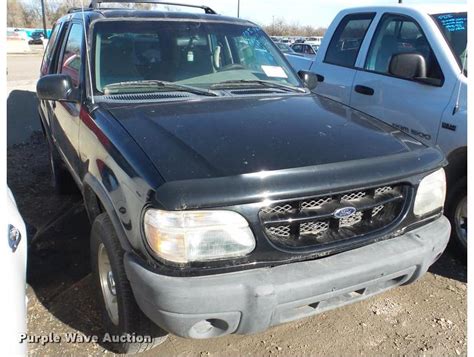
414 168 446 217
144 209 256 263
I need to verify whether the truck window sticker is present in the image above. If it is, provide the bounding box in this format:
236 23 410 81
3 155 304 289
437 14 467 32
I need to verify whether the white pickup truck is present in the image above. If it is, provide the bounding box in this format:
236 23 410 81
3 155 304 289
287 5 467 256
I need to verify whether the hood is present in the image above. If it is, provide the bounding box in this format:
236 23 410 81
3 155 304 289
104 94 426 182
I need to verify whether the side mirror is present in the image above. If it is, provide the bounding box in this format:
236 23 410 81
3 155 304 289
36 74 80 102
389 53 426 79
298 70 319 90
388 53 442 86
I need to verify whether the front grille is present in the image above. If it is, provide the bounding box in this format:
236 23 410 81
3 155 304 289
259 184 409 250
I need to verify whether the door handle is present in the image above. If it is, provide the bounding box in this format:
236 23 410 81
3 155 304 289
315 74 325 82
354 85 374 96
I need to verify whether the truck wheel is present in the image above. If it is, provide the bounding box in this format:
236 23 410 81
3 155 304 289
91 213 168 354
446 177 467 260
48 143 77 194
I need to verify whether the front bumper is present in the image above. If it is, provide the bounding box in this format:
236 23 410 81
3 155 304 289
125 216 450 339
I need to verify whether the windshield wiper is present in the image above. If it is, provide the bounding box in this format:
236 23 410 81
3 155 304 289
103 80 218 97
210 79 307 93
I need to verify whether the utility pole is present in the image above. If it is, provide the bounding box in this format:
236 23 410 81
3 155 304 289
237 0 240 18
40 0 48 38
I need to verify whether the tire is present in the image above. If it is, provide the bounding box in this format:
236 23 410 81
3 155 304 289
445 177 467 260
91 213 168 354
48 143 77 194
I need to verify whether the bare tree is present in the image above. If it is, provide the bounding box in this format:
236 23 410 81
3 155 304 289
262 18 326 37
7 0 327 34
7 0 25 27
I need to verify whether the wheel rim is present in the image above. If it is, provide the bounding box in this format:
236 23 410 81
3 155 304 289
98 243 119 325
454 196 467 247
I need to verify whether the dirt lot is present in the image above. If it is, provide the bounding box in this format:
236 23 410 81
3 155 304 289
7 53 467 357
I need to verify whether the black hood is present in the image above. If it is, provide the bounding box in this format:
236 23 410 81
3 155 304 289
103 94 426 182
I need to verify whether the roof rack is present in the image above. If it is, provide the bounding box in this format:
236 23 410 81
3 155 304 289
89 0 217 14
68 7 94 13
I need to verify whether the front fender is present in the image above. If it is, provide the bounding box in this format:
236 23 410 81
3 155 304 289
82 172 133 252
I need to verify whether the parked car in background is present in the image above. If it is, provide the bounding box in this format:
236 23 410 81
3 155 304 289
286 4 467 257
275 42 296 54
2 187 28 356
28 30 45 45
291 43 319 57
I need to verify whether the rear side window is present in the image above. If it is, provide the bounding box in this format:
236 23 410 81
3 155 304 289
60 23 83 88
40 24 61 74
324 13 375 68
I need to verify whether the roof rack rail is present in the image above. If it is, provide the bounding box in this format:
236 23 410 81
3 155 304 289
68 7 94 13
89 0 217 14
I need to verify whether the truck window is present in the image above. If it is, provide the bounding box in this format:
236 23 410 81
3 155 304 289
324 13 375 68
432 12 467 73
365 14 443 81
60 23 83 88
40 24 61 74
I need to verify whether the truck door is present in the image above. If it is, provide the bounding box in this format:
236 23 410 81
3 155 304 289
350 13 455 145
313 13 375 105
39 22 64 131
51 22 84 176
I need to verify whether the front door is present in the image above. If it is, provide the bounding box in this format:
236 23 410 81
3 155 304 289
350 13 454 145
51 22 84 175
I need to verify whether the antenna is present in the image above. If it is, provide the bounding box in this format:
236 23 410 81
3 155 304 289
453 45 467 115
80 0 95 105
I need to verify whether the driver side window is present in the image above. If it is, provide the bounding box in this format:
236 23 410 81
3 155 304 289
60 23 83 88
365 14 443 80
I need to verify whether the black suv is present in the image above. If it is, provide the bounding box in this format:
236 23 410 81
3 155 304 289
37 1 450 354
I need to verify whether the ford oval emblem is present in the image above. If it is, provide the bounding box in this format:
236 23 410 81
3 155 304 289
333 207 357 219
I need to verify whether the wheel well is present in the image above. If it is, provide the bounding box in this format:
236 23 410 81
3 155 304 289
445 147 467 189
83 184 104 224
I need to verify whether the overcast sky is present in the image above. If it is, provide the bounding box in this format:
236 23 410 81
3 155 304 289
179 0 466 27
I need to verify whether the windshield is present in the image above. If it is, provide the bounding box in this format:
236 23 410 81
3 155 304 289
92 20 301 94
432 12 467 72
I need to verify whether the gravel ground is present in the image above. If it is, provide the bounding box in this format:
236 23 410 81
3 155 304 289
7 53 467 357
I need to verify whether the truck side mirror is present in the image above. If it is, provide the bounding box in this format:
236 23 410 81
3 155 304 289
389 53 443 86
298 70 318 90
36 74 80 102
389 53 427 80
